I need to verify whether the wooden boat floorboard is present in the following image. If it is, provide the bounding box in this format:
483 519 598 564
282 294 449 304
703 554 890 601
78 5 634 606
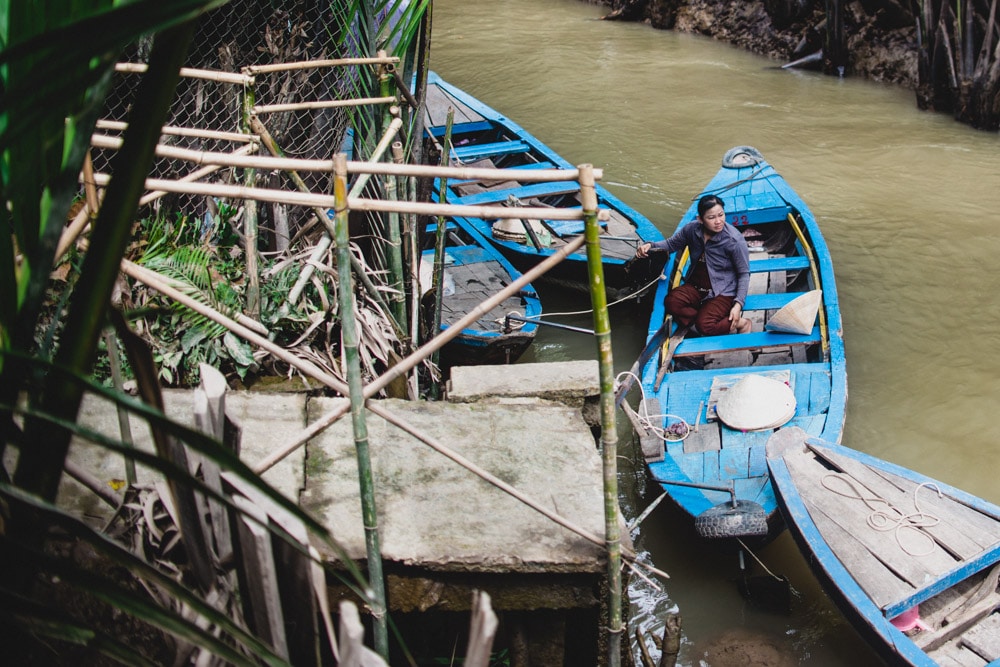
960 611 1000 660
811 445 1000 557
783 447 958 592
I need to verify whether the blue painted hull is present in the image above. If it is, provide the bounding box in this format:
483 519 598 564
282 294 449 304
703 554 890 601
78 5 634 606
423 72 664 298
421 219 542 368
769 439 1000 666
637 147 847 540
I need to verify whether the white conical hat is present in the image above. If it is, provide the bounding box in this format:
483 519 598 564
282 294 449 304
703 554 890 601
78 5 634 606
766 289 822 335
716 374 797 431
491 217 550 245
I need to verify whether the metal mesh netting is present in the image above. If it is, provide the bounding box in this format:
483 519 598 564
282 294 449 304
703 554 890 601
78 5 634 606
92 0 389 250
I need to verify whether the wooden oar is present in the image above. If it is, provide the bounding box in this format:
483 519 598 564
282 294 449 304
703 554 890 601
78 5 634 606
614 317 673 407
653 325 690 392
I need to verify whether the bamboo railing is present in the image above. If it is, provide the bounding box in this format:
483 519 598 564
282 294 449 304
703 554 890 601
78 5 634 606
80 58 658 666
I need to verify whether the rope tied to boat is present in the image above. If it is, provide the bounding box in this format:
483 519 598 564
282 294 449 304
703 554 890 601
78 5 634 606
497 310 526 331
820 473 943 557
614 370 692 442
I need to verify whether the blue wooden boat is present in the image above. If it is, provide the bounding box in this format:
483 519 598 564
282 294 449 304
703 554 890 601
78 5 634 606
423 72 664 298
630 146 846 540
767 436 1000 666
420 218 542 367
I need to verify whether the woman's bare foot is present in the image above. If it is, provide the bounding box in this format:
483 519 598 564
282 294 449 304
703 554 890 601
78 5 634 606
733 317 752 334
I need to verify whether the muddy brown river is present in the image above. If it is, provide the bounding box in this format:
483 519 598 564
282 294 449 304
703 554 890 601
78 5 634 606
430 0 1000 664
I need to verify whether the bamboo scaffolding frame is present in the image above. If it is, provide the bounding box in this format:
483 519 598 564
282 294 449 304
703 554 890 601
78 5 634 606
253 97 397 115
91 133 261 169
115 61 253 85
281 114 406 306
96 119 258 144
139 143 260 206
89 135 603 181
121 244 670 583
243 57 399 76
85 174 610 222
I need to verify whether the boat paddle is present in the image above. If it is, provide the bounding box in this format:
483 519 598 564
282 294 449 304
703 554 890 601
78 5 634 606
614 317 673 408
653 325 690 392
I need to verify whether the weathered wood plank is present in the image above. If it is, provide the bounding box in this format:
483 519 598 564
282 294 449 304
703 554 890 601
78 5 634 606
782 448 958 590
811 445 1000 559
682 421 721 454
932 643 988 667
919 591 1000 652
804 495 914 608
960 611 1000 660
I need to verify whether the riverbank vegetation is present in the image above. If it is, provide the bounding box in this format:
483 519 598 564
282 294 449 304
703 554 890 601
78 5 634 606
601 0 1000 130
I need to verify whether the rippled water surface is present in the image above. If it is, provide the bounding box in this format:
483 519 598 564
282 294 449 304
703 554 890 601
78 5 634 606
431 1 1000 664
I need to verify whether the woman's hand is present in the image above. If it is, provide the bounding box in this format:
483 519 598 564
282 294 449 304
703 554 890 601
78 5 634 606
636 242 652 259
729 303 751 334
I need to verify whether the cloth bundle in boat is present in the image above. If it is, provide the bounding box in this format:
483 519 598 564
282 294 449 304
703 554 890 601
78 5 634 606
715 374 796 431
765 289 822 335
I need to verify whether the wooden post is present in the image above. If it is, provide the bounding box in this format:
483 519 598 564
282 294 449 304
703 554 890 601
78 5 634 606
579 163 622 667
464 591 499 667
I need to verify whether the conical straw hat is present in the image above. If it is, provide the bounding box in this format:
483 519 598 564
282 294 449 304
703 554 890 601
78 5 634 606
491 218 551 245
765 289 822 335
716 374 797 431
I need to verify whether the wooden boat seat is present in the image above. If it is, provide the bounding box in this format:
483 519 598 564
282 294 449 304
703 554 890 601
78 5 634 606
749 256 811 273
426 120 493 137
455 181 579 206
451 140 531 162
673 327 821 358
744 291 812 311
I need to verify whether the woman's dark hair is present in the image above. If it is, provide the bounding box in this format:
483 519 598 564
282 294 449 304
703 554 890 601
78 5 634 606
697 194 725 217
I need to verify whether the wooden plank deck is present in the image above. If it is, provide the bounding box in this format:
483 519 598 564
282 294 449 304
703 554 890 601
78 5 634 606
782 447 960 605
811 445 1000 557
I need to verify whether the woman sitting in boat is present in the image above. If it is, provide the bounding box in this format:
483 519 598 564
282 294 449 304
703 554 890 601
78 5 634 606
635 194 752 336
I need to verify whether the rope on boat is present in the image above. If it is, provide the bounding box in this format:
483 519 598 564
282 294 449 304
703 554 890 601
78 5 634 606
496 310 526 330
523 272 665 323
820 473 943 556
614 370 692 442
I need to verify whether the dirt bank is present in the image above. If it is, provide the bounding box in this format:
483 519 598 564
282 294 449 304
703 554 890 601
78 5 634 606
599 0 918 88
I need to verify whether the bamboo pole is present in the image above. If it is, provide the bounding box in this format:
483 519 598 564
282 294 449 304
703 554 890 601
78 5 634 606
120 251 671 584
430 110 455 396
89 133 602 181
115 61 253 85
242 82 261 320
383 158 407 335
579 163 622 667
254 236 588 475
253 97 397 115
139 143 259 206
243 57 399 76
85 173 610 222
282 113 405 307
332 154 388 658
96 119 258 143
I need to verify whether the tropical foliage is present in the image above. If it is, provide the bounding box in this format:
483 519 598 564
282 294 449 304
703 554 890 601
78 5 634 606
1 0 432 663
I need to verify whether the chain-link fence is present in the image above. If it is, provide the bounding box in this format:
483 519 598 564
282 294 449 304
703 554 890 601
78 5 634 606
91 0 401 252
86 1 429 390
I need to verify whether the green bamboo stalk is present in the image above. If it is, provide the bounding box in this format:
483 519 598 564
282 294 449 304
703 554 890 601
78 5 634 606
332 153 388 658
384 165 408 334
241 79 260 320
579 164 622 667
429 110 454 398
15 21 197 503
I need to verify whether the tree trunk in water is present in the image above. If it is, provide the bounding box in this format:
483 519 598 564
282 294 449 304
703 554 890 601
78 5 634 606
823 0 846 75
